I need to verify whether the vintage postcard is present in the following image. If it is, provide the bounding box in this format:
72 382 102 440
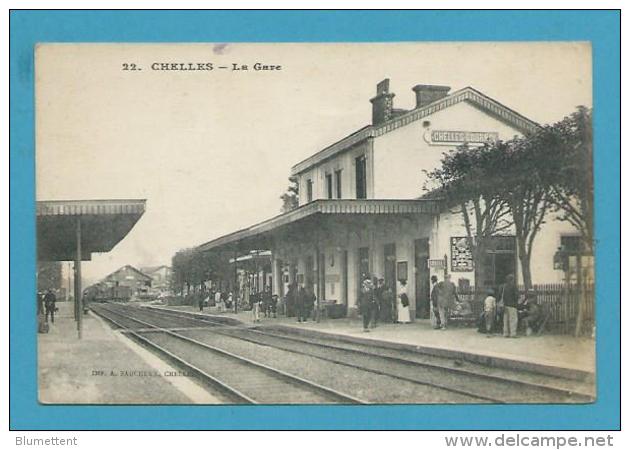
35 42 595 405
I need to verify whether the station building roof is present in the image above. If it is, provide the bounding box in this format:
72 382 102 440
197 199 439 255
290 86 541 176
37 199 146 261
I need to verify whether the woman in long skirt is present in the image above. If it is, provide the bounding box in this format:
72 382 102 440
396 280 411 323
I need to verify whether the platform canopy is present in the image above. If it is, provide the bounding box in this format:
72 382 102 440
37 199 146 261
197 199 440 255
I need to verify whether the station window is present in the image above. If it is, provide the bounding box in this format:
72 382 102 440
326 173 333 199
306 179 313 203
561 235 583 254
355 155 367 199
335 169 343 198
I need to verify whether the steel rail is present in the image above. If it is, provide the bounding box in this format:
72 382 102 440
107 304 503 402
141 305 594 403
91 306 257 404
93 304 366 404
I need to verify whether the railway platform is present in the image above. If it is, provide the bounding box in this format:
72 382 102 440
153 304 595 380
38 302 221 404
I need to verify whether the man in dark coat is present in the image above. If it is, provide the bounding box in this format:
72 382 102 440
285 282 297 317
303 285 316 321
359 276 376 331
430 275 441 329
376 278 390 323
43 289 57 324
262 286 272 318
296 285 307 323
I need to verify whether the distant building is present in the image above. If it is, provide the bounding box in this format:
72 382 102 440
101 265 152 297
141 265 173 293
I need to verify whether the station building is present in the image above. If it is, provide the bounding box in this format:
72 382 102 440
99 265 153 296
198 80 581 319
141 265 173 294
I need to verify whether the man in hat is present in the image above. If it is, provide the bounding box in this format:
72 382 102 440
519 290 542 336
360 275 376 331
430 275 441 329
43 289 57 324
500 274 519 338
436 274 458 330
376 278 390 323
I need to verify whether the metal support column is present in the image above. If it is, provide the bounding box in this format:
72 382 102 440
75 217 82 339
315 230 321 323
233 249 238 314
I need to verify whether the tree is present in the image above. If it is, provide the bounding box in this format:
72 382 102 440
171 248 194 295
37 261 62 292
492 134 559 290
425 144 512 291
171 247 233 296
546 106 593 253
425 107 592 296
542 107 593 336
280 176 299 213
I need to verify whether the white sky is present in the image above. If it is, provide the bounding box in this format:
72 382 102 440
35 42 592 283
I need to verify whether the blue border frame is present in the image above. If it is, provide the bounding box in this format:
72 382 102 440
9 10 620 430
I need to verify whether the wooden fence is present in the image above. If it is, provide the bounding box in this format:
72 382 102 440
456 283 595 335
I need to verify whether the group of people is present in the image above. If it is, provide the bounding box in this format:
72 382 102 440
359 275 410 332
249 285 279 322
479 274 544 338
201 272 544 338
284 283 316 323
197 289 233 312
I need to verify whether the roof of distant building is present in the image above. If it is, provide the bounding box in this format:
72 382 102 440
105 264 153 281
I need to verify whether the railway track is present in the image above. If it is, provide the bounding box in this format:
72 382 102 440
92 303 594 404
136 305 596 403
91 304 366 404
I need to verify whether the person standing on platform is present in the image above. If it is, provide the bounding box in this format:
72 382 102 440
430 275 441 329
376 278 390 323
360 276 375 331
44 289 57 324
250 291 261 322
501 274 519 338
437 274 458 330
226 292 233 310
262 285 272 318
396 279 411 324
304 285 316 321
382 283 396 323
285 282 297 317
483 288 497 335
296 285 307 323
214 289 222 308
371 276 381 326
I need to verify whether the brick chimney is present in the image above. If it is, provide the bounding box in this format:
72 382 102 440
412 84 451 108
370 79 395 125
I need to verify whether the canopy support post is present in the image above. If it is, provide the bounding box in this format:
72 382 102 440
75 217 82 339
233 249 238 314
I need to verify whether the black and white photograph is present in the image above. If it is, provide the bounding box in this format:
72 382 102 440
35 42 595 405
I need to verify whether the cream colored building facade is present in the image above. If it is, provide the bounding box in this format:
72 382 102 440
200 80 581 319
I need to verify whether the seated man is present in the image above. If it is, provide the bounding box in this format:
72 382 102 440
518 291 543 336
